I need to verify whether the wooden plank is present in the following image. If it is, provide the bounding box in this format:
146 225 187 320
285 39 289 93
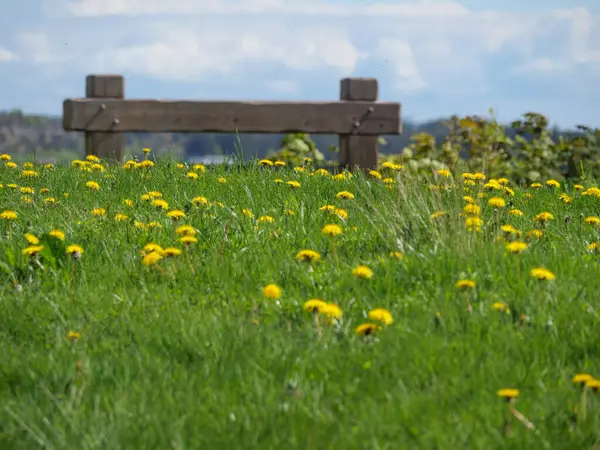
83 75 125 161
62 99 401 135
338 78 396 171
340 78 378 102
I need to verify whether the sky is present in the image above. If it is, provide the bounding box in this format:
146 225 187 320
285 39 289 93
0 0 599 129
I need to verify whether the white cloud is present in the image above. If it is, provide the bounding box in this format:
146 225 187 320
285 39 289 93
0 48 17 62
88 25 365 80
64 0 469 17
376 39 424 93
12 0 600 99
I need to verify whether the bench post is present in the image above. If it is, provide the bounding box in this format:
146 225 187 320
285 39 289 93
339 78 379 171
85 75 126 162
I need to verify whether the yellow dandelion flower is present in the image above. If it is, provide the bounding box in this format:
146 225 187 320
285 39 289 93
67 331 81 341
574 184 584 190
274 160 286 167
573 374 593 385
49 229 65 241
560 193 572 204
585 379 600 391
368 308 393 325
488 197 506 208
258 159 273 166
506 241 528 254
508 209 524 217
192 196 208 206
320 204 336 212
217 177 227 184
584 216 600 226
530 267 555 281
464 204 481 216
545 179 560 188
152 199 169 210
163 247 182 257
368 170 382 179
66 244 84 256
530 183 543 189
142 147 151 154
534 212 554 223
180 235 198 245
352 265 374 279
114 213 129 221
0 153 11 160
167 209 186 220
303 299 327 313
86 181 100 191
583 187 600 198
24 233 39 245
497 389 520 400
335 208 348 220
437 169 451 178
91 208 106 216
389 251 404 259
355 323 380 336
465 216 483 232
587 242 600 253
257 215 275 224
456 279 476 290
336 191 355 200
430 211 447 220
286 181 301 189
21 170 39 178
296 249 321 262
321 303 343 320
22 245 44 256
176 225 197 236
142 251 164 266
139 160 155 168
187 172 199 180
492 302 508 312
241 208 254 218
322 224 342 237
262 283 281 300
527 229 544 239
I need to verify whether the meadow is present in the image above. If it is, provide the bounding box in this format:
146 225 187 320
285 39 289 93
1 151 600 449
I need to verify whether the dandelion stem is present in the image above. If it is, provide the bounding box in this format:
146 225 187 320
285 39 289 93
463 292 473 314
185 246 195 275
71 261 77 301
509 404 538 433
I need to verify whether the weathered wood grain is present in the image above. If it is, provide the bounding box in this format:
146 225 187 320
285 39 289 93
339 78 392 171
84 75 126 161
63 99 401 135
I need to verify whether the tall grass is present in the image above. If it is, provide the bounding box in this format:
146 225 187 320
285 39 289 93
1 155 599 449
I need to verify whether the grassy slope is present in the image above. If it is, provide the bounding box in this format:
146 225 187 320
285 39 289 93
1 158 600 449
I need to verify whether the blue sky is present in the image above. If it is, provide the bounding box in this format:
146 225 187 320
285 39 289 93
1 0 599 129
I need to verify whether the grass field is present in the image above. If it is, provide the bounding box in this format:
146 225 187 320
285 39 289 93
1 153 600 449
